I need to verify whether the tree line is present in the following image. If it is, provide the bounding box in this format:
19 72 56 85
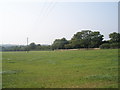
52 30 120 49
1 30 120 51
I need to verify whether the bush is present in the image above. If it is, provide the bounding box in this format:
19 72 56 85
100 43 120 49
99 43 110 49
110 43 120 49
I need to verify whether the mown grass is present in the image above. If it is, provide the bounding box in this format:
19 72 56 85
2 49 119 88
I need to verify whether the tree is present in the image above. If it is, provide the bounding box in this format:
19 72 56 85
109 32 120 43
89 31 104 48
29 42 36 50
70 30 104 48
52 38 68 50
71 30 92 48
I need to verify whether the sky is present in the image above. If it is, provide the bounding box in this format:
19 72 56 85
0 0 118 45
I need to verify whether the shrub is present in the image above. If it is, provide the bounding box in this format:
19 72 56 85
110 43 120 49
99 43 110 49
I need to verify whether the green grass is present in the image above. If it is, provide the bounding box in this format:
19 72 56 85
2 49 119 88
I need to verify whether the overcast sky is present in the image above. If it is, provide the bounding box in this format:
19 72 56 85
0 0 118 45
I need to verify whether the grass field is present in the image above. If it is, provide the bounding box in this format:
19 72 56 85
2 49 119 88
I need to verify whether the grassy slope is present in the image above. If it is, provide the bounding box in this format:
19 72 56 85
2 49 118 88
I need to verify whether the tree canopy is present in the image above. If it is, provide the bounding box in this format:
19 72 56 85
67 30 104 48
52 38 68 50
109 32 120 43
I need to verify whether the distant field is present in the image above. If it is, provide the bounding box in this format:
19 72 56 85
2 49 119 88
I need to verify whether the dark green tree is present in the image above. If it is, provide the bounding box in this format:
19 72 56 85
71 30 104 48
89 31 104 48
52 38 68 49
109 32 120 43
29 42 36 50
